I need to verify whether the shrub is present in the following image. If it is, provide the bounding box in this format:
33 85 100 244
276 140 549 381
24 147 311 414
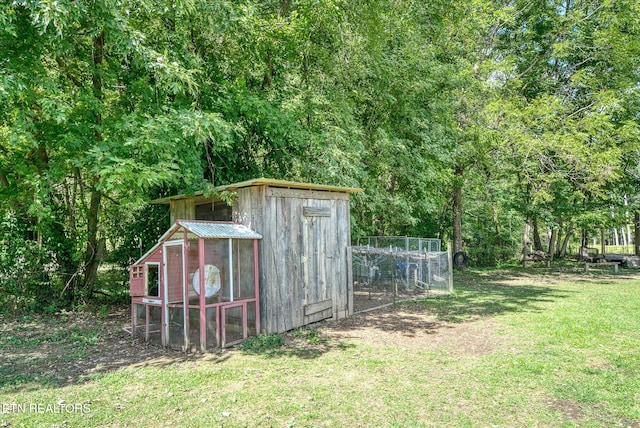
239 333 285 353
0 211 52 314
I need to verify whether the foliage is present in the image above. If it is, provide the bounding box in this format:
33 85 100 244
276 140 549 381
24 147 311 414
0 212 53 313
106 203 170 270
484 0 640 253
239 333 285 353
1 0 639 309
291 326 326 345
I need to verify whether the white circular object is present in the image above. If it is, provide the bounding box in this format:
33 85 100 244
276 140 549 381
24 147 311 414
192 265 221 297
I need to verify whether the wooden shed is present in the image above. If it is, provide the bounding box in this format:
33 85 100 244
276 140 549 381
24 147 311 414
152 178 362 334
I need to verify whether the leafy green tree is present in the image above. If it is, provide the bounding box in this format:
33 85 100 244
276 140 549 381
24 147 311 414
0 0 229 304
486 0 640 258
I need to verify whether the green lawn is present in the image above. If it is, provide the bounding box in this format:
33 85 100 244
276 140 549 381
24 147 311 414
1 268 640 427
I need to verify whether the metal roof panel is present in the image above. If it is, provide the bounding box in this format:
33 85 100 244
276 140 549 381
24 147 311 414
178 221 262 239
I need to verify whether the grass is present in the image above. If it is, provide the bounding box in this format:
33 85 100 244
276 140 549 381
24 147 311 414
604 245 635 254
1 268 640 427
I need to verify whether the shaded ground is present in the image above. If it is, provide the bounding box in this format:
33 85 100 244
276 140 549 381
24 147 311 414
353 288 428 313
323 305 501 354
2 270 637 392
0 293 501 391
0 309 212 392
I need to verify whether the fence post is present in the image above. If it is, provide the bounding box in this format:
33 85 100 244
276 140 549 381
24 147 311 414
346 246 353 316
447 244 454 293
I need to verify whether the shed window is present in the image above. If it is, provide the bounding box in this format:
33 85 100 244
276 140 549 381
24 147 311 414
132 266 143 278
195 202 232 221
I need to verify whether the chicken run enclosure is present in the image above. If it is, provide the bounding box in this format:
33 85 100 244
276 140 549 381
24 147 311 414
351 237 453 313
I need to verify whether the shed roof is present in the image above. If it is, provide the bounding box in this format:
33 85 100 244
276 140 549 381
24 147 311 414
133 221 261 266
152 178 362 204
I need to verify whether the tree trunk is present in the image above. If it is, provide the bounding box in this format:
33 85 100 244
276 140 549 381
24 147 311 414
0 173 19 212
492 205 502 247
83 186 102 296
452 166 463 253
521 219 531 261
548 227 557 261
559 226 572 258
532 218 543 251
386 174 396 194
82 30 105 297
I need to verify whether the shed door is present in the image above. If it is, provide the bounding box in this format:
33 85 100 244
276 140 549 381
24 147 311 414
301 199 335 325
269 193 341 333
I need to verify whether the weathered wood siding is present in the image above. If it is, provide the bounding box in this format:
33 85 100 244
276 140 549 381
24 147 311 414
169 199 195 224
233 186 352 333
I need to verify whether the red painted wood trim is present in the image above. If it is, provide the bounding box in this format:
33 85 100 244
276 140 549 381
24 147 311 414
254 239 261 335
199 237 206 351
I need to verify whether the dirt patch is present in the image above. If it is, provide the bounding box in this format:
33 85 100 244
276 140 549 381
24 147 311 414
545 397 587 420
320 304 501 355
0 308 223 389
1 300 500 391
353 289 433 313
544 397 640 427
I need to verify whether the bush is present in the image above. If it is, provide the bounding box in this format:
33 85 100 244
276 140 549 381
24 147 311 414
0 211 53 314
106 203 170 270
239 333 285 353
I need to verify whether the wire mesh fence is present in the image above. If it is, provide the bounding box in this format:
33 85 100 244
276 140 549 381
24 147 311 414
356 236 441 252
351 238 452 313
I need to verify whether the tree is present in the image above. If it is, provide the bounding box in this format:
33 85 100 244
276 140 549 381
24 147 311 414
0 0 230 304
486 0 640 258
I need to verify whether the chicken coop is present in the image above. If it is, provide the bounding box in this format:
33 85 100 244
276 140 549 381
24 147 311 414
137 178 362 346
130 220 262 351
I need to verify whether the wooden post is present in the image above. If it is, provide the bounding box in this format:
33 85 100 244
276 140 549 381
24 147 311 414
182 229 190 352
253 239 261 336
131 302 136 341
600 229 606 256
199 238 206 353
145 304 150 342
346 247 353 316
635 211 640 256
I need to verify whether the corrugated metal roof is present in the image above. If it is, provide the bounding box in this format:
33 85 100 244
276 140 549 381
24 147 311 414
178 221 262 239
132 221 261 265
152 177 362 204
